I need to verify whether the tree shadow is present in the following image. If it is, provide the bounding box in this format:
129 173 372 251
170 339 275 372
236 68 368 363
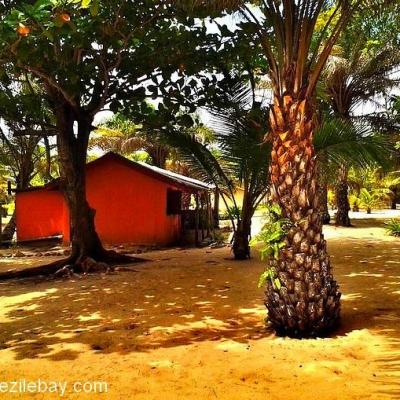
0 249 268 362
0 232 399 398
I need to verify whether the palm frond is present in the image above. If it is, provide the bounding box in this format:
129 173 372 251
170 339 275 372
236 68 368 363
314 117 392 173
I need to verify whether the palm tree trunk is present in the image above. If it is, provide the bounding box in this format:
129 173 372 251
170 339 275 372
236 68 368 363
319 181 330 225
267 96 341 337
335 166 351 226
232 208 252 260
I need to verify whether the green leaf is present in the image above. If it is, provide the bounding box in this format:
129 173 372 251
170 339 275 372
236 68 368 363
258 271 269 288
90 0 99 15
273 278 281 290
81 0 91 8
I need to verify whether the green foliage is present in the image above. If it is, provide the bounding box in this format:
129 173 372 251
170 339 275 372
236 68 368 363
258 268 281 290
251 204 291 261
385 219 400 237
357 187 391 212
251 204 292 289
314 117 392 172
219 205 242 221
349 194 360 211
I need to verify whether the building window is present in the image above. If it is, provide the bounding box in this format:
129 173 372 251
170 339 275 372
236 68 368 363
167 189 182 215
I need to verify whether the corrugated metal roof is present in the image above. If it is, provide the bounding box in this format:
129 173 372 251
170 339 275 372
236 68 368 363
17 152 214 193
138 162 214 191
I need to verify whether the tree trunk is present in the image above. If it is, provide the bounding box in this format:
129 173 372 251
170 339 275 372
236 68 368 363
335 166 351 227
213 188 220 229
148 145 169 169
232 187 253 260
1 212 16 242
266 96 341 337
3 157 35 242
56 107 107 262
319 181 330 225
232 216 251 260
391 189 397 210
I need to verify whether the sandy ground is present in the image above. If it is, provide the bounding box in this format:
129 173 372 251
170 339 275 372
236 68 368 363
0 215 399 399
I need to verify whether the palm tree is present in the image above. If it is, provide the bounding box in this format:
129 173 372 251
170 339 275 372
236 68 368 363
166 80 271 260
314 117 392 224
92 113 170 168
236 0 400 336
321 15 400 226
233 1 360 337
348 168 400 212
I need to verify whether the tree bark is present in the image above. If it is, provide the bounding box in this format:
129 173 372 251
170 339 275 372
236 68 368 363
391 189 397 210
3 156 35 242
56 106 107 262
232 186 253 260
147 145 169 169
0 105 139 281
1 212 16 242
335 166 351 227
319 181 330 225
232 213 251 260
266 95 341 337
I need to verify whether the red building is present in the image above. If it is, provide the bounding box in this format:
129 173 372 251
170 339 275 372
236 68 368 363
16 152 212 246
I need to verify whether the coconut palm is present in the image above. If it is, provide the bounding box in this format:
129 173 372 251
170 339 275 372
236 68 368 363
165 79 271 260
230 0 400 337
321 14 400 226
92 113 170 168
314 116 393 224
348 168 400 211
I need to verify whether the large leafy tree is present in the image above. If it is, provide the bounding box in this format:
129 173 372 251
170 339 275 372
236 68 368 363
0 0 212 274
0 72 55 241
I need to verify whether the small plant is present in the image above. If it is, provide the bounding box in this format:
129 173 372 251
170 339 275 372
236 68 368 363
250 204 292 289
349 194 360 212
219 205 242 221
385 219 400 237
359 187 389 213
327 189 336 210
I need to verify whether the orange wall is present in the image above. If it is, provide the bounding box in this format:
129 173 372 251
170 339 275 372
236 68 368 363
16 159 183 246
16 189 69 242
85 160 181 245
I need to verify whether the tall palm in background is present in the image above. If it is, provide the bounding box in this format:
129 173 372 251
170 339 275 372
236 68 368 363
92 113 170 168
92 112 215 170
314 116 393 223
321 13 400 226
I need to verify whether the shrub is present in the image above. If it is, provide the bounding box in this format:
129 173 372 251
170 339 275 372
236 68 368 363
385 219 400 237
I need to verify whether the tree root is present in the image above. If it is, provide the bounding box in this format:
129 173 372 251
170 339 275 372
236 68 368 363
0 250 145 281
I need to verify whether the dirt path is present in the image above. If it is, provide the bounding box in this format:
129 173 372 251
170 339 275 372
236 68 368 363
0 219 399 399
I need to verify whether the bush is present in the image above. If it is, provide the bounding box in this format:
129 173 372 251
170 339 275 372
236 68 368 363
219 205 242 221
385 219 400 237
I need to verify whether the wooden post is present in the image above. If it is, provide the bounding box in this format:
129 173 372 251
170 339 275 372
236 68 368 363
200 193 204 242
207 193 214 239
213 188 220 228
195 193 199 246
206 194 211 238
